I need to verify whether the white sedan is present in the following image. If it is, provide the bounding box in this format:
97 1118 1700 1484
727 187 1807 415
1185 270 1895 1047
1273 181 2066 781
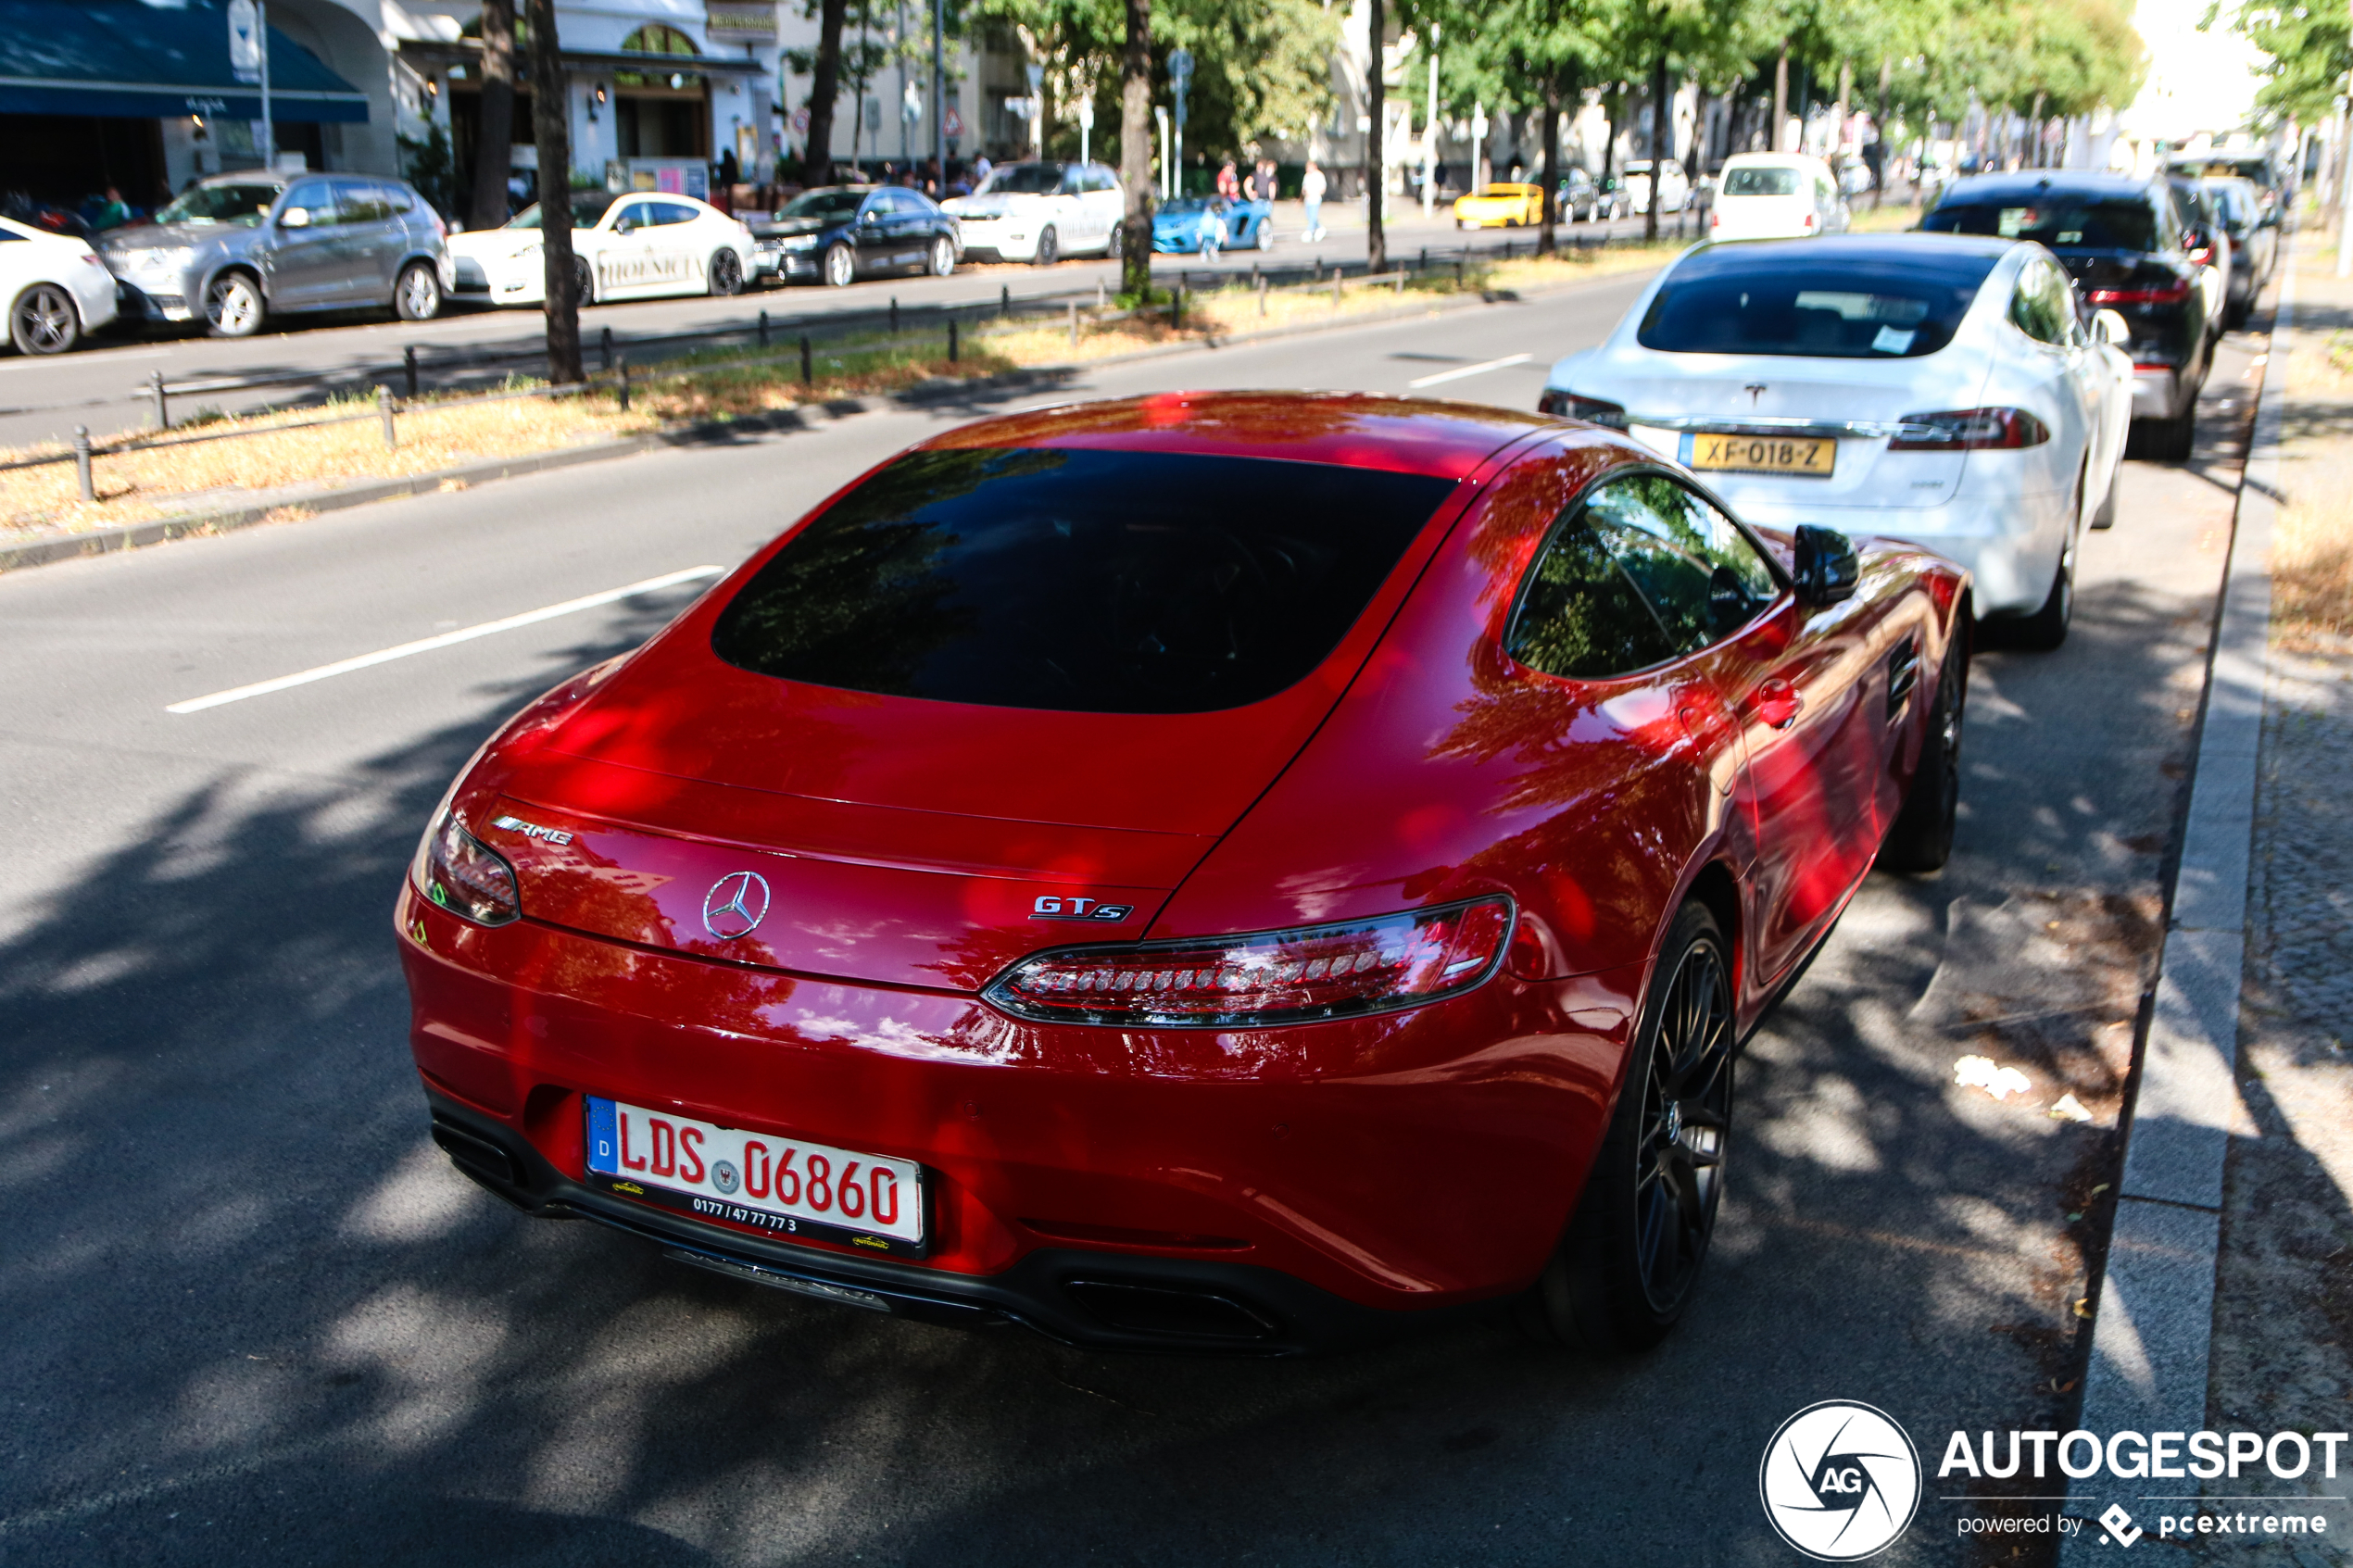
449 192 755 307
942 160 1126 264
1707 153 1848 242
4 216 120 355
1539 233 2133 647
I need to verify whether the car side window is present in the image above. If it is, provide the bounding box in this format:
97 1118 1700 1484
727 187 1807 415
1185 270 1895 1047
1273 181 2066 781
649 201 698 226
333 180 387 223
283 179 338 226
1507 473 1777 680
611 201 650 230
378 182 413 215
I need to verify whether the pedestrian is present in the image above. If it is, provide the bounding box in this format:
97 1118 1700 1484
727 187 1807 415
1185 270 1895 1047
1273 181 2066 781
1216 160 1239 201
974 154 993 190
1301 157 1326 242
1252 158 1275 204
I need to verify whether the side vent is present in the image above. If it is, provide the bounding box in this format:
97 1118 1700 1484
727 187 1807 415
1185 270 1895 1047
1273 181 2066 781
1886 635 1920 721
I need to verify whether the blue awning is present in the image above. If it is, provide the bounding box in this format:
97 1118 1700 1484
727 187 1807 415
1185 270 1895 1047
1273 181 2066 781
0 0 370 122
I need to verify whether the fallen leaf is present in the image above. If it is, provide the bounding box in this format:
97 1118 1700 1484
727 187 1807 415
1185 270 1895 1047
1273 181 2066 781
2048 1093 2094 1123
2073 1297 2094 1319
1956 1055 2034 1101
2067 1210 2084 1222
2089 1184 2110 1198
2059 1379 2077 1393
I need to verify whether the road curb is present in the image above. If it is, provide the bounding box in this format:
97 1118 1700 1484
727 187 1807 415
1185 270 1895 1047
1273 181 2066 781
0 257 1669 577
2057 258 2295 1556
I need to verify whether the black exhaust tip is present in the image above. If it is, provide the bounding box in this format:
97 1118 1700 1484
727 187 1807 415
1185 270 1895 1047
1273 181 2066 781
431 1118 521 1187
1063 1277 1280 1342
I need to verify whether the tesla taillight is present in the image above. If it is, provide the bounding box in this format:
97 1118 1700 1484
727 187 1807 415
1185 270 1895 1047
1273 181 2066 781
1887 408 2051 451
986 897 1515 1027
413 813 521 926
2087 281 2191 306
1537 389 1628 428
1802 211 1818 231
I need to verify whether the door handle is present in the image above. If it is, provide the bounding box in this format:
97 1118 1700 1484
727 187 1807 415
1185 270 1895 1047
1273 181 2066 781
1753 680 1804 729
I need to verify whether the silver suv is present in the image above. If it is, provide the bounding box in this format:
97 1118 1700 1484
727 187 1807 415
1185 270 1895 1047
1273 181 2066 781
101 172 452 337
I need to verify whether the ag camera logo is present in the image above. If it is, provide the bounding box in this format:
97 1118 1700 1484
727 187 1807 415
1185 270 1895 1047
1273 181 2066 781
1760 1400 1923 1560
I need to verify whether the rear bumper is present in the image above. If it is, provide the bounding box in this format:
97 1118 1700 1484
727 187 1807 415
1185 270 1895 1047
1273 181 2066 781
2130 365 2183 420
396 881 1637 1351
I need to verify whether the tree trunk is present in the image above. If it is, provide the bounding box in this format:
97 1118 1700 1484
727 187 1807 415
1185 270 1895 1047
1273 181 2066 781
801 0 848 186
1644 54 1667 242
469 0 516 231
1365 0 1385 271
1117 0 1153 295
1600 83 1618 189
1833 59 1850 164
524 0 581 384
1540 73 1560 256
1772 47 1788 153
1873 56 1890 207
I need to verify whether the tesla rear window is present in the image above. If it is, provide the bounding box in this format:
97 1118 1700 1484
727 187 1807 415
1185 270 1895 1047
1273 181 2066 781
1920 198 2158 252
711 448 1455 712
1635 252 1997 358
1722 167 1801 196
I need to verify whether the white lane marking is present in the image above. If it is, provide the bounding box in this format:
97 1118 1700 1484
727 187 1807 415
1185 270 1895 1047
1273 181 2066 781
0 346 170 374
1406 352 1533 389
165 565 724 714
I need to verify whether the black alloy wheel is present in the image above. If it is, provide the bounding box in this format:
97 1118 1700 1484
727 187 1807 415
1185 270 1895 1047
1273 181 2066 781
572 255 595 306
1524 900 1734 1352
9 282 80 355
1877 632 1966 873
708 248 745 296
1034 225 1059 266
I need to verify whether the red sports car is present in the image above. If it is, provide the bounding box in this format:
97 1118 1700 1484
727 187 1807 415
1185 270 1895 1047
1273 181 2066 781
398 392 1969 1354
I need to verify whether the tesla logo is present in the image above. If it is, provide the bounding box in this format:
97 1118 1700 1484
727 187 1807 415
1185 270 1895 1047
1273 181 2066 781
1032 896 1135 922
1744 383 1768 406
702 871 771 940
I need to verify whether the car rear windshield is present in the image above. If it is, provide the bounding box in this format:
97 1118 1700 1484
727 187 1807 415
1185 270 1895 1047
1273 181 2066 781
1919 196 2158 252
1635 250 1997 358
1722 166 1801 196
711 447 1455 713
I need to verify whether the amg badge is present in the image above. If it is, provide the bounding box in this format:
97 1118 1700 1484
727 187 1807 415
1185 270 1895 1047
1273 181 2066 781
490 814 573 847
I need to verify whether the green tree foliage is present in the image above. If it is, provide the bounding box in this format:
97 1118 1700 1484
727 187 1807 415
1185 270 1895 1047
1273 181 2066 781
2203 0 2350 127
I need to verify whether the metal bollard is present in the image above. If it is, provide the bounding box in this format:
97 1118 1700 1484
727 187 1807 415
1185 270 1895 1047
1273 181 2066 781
1393 270 1403 295
377 384 397 448
1172 282 1183 330
616 354 630 412
800 333 812 383
1419 245 1428 272
949 317 958 362
1331 269 1341 307
150 370 168 431
599 325 613 371
1067 299 1078 346
1455 256 1465 287
758 308 769 349
1257 274 1267 316
889 295 899 335
404 344 419 400
1096 278 1107 311
1313 257 1322 282
72 424 94 503
1000 284 1010 317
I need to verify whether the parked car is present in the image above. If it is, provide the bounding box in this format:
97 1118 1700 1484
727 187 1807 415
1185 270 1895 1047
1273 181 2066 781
749 186 960 287
399 390 1969 1356
2168 151 2285 218
2204 175 2278 327
1151 195 1272 255
1619 158 1691 214
2 214 119 354
1707 154 1847 241
1452 181 1546 228
943 160 1125 264
2166 176 2233 345
1558 167 1627 223
1921 171 2209 458
98 171 449 338
1539 233 2133 647
448 191 755 307
1838 157 1875 197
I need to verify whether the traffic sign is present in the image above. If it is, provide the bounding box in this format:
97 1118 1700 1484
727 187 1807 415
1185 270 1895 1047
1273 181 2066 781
944 106 963 138
1168 47 1192 84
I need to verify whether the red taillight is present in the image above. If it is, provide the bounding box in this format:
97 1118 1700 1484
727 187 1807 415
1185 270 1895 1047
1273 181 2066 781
986 897 1516 1027
1709 209 1720 229
1802 211 1818 231
2087 282 2192 306
412 813 521 926
1887 408 2051 451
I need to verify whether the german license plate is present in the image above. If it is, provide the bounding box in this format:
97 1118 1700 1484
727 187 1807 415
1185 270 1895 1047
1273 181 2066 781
1691 433 1836 478
585 1098 925 1256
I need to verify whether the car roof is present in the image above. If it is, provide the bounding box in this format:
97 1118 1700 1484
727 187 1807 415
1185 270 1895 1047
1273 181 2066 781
1720 152 1821 168
1941 170 2156 202
1680 232 2020 269
917 391 1553 482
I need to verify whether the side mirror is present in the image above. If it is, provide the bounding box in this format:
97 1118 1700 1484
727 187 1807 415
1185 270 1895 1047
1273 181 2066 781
1792 524 1860 608
862 209 879 224
279 207 311 228
614 217 635 234
2094 308 2131 346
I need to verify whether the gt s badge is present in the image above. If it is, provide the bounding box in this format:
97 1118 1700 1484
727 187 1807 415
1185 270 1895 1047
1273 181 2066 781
491 814 573 847
1032 897 1135 922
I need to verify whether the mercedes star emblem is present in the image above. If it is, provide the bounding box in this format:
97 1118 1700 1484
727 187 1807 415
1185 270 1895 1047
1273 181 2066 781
701 870 771 940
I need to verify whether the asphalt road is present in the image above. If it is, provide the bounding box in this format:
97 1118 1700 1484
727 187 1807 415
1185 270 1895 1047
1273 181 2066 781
0 199 1701 451
0 263 2263 1566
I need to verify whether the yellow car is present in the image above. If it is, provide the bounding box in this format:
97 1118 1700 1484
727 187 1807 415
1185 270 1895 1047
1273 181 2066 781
1452 182 1546 229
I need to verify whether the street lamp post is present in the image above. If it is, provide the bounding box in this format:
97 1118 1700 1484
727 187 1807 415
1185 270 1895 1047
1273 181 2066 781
1156 105 1171 199
1026 61 1044 159
1077 94 1094 168
1422 24 1439 217
1169 48 1192 198
931 0 945 185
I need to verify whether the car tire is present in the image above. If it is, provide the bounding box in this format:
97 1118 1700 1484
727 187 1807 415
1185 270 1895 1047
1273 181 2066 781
2011 533 2077 652
823 242 855 288
2090 469 2120 530
203 271 265 338
394 260 441 321
2145 404 2196 463
1256 219 1275 251
8 282 81 355
1520 899 1735 1354
708 248 745 296
1877 631 1967 873
573 255 596 306
1035 225 1059 266
928 235 955 277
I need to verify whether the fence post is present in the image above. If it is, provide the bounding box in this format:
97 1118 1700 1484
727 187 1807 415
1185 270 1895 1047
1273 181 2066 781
1331 269 1341 308
1000 284 1010 317
949 317 959 363
1172 282 1183 330
616 354 630 412
404 345 419 400
377 385 397 449
600 325 613 372
1257 273 1267 316
72 424 94 503
889 295 900 335
150 370 168 431
1455 256 1465 288
1419 245 1427 272
758 308 770 349
1313 257 1321 282
1394 270 1403 295
1250 261 1259 291
1096 278 1107 311
1067 299 1077 347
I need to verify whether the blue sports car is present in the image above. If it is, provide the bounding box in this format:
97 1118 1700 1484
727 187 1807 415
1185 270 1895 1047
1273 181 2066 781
1151 196 1275 255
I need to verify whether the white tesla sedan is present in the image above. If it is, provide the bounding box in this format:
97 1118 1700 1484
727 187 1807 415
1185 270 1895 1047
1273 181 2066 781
449 191 755 307
1538 234 2132 647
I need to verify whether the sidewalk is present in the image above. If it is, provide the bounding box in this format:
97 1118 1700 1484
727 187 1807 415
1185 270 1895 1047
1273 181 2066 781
2208 245 2353 1473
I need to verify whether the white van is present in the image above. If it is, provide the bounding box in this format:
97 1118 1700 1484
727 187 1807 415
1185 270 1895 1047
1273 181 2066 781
1707 154 1849 242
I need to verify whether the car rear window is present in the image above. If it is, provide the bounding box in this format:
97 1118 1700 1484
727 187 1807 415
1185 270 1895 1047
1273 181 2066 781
1722 167 1801 196
711 448 1456 713
1635 249 1998 358
1920 197 2158 252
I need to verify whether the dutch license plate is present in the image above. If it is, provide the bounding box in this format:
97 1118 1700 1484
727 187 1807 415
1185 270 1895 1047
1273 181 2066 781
1691 433 1836 478
585 1098 926 1257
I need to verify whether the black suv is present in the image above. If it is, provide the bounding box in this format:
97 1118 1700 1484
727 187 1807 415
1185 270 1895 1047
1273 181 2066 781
1921 172 2208 458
